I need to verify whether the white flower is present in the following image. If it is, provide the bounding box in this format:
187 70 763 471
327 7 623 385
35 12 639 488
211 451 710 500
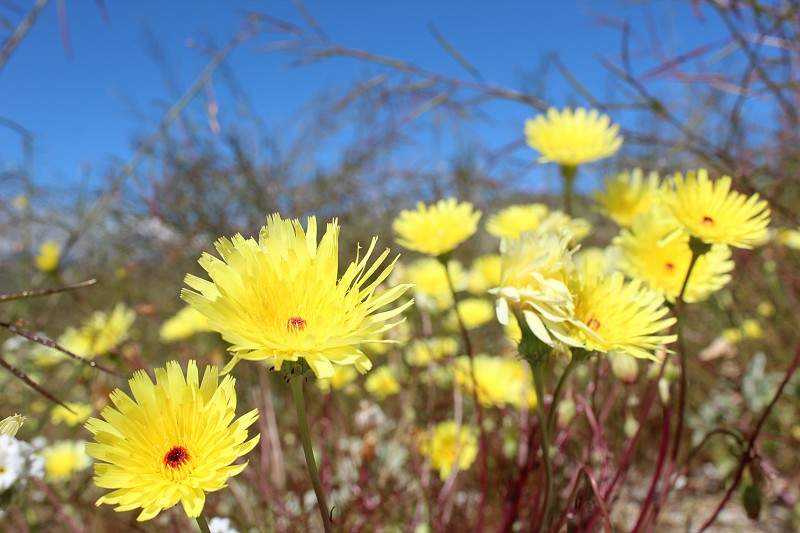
0 435 40 492
209 517 240 533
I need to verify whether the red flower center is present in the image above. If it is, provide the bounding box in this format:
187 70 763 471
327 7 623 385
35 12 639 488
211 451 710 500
702 215 715 226
665 262 674 271
164 446 189 468
287 316 307 331
587 318 602 331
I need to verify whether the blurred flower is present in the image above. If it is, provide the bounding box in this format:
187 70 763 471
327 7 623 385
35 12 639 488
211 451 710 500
34 241 60 273
741 319 763 339
39 440 92 482
777 227 800 249
209 517 240 533
419 421 478 480
446 298 494 331
393 198 481 257
467 254 502 295
491 230 581 348
566 267 676 360
453 355 536 408
0 435 43 492
57 303 136 360
405 337 459 367
85 360 259 521
364 366 400 400
406 258 466 311
722 328 742 344
50 403 93 428
594 168 661 227
317 365 358 394
0 415 25 438
524 107 622 167
574 246 619 278
13 195 28 209
757 302 775 318
616 208 734 303
183 215 412 379
662 169 770 249
159 306 212 342
609 353 640 384
485 204 550 240
536 211 593 244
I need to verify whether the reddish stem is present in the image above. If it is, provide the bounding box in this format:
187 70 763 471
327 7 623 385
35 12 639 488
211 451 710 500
630 408 671 533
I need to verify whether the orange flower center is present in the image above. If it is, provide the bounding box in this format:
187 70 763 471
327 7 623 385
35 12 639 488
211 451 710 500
587 318 602 331
163 446 189 468
702 215 715 226
287 316 307 331
665 262 674 271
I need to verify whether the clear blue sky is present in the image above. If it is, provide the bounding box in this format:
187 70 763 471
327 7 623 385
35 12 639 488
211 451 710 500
1 1 728 193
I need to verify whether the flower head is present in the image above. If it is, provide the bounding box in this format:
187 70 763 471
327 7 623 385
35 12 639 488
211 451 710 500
393 198 481 257
453 355 536 408
50 403 93 428
317 365 359 394
35 241 60 273
85 360 259 521
446 298 494 331
616 208 734 303
57 303 136 360
525 107 622 167
594 168 661 227
486 204 550 240
406 258 466 311
159 306 212 342
404 337 460 367
364 365 401 400
566 266 676 360
0 435 42 492
467 254 502 295
662 169 770 248
419 421 478 480
39 440 92 482
183 215 413 379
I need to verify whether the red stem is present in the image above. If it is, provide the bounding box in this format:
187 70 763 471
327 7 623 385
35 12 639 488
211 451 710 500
630 408 671 533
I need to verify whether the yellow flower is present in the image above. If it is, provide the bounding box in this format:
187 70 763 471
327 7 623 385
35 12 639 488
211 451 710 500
536 211 593 244
446 298 494 331
159 306 212 342
453 355 536 409
0 414 25 437
741 319 763 339
777 228 800 249
13 195 28 209
317 365 358 393
50 403 93 427
486 204 550 240
405 337 460 367
524 107 623 166
419 421 478 480
35 241 60 273
594 168 661 227
722 328 742 344
39 440 92 482
85 360 259 521
393 198 481 256
757 302 775 318
566 266 676 360
662 169 770 249
467 254 502 295
364 366 400 400
491 230 581 348
183 215 413 379
615 208 734 303
57 303 136 359
406 258 466 311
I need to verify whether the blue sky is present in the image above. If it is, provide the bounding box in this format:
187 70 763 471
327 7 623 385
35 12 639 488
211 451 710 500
1 1 729 192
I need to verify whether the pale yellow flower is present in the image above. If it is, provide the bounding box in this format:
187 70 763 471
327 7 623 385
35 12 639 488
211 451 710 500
741 319 763 339
0 415 25 437
453 355 537 408
594 168 661 227
159 306 212 342
446 298 494 331
777 228 800 249
419 421 478 480
609 353 639 384
35 241 60 273
39 440 92 482
317 365 359 393
13 195 28 209
50 403 93 427
57 303 136 359
405 337 460 367
467 254 502 295
393 198 481 256
485 204 550 240
406 258 466 311
364 366 400 400
525 107 623 166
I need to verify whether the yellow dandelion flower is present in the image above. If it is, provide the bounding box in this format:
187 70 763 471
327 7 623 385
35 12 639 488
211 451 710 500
40 440 92 482
757 302 775 318
317 365 358 394
419 421 478 480
777 227 800 249
722 328 742 344
159 306 212 342
57 303 136 359
405 337 460 367
364 366 400 400
486 204 550 240
566 266 676 360
50 403 93 427
0 414 26 437
35 241 60 273
13 195 28 209
536 210 593 244
453 355 536 409
393 198 481 257
85 360 259 521
594 168 661 227
446 298 494 331
524 107 623 167
662 169 770 249
406 258 466 311
491 230 581 348
183 215 413 379
574 246 619 278
615 208 734 303
741 319 763 339
467 254 502 295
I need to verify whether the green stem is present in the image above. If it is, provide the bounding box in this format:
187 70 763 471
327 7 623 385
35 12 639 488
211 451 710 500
531 360 553 533
546 355 581 434
196 514 212 533
560 165 578 216
290 376 333 533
